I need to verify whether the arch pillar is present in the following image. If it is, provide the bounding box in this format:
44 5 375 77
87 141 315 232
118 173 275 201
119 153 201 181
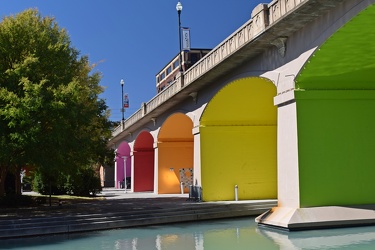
274 92 300 209
114 159 118 189
153 142 159 194
192 126 202 186
130 151 134 192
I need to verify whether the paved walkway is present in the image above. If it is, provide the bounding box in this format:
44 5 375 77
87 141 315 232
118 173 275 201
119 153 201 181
97 188 189 199
0 188 277 239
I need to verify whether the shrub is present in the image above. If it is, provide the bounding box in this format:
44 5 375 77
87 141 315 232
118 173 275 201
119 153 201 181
32 166 102 197
65 167 102 196
32 171 66 195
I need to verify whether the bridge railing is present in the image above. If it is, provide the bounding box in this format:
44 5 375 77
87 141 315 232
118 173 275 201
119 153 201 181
146 79 179 113
111 79 180 137
184 6 264 86
268 0 305 24
111 0 305 138
183 0 306 86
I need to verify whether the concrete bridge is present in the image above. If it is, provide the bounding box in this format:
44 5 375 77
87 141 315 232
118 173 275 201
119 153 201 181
108 0 375 230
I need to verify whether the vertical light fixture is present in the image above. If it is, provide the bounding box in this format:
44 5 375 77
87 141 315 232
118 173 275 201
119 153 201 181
120 79 125 129
176 1 183 72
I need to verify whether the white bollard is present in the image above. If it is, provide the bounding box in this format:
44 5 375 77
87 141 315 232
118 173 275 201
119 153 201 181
180 182 184 194
235 185 238 201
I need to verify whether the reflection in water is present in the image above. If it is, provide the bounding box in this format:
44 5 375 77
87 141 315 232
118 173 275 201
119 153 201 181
258 225 375 250
1 218 375 249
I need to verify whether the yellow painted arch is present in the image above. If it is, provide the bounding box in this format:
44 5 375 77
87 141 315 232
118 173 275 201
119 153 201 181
200 77 277 201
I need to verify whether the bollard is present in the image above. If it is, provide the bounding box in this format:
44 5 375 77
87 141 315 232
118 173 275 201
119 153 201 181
235 185 238 201
180 182 184 194
197 186 202 202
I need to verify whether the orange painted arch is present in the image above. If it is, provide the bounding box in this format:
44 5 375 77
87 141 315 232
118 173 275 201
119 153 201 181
158 113 193 194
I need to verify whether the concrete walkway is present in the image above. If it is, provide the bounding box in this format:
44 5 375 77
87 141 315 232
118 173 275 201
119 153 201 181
97 188 189 199
0 188 277 239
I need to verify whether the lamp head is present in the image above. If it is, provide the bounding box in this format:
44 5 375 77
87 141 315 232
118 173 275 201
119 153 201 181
176 1 182 12
120 79 124 86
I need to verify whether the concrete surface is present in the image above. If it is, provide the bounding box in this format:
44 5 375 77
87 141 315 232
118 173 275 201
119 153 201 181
0 188 276 239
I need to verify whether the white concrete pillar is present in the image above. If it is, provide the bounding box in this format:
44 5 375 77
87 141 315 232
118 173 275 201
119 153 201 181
130 151 134 192
275 91 300 208
153 142 159 194
192 126 202 186
114 159 118 189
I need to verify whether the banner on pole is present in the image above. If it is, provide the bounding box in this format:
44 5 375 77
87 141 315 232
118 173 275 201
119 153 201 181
123 93 129 108
182 27 190 52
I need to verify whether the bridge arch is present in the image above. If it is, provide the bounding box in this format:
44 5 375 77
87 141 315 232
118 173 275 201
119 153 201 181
294 4 375 207
157 113 194 194
133 130 155 192
115 141 131 189
200 77 277 201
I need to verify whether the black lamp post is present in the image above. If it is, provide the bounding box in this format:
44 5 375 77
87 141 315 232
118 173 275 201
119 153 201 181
176 1 183 72
120 79 124 129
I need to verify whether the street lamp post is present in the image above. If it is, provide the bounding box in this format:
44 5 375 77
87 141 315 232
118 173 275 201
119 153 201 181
121 156 128 193
176 1 183 72
120 79 125 129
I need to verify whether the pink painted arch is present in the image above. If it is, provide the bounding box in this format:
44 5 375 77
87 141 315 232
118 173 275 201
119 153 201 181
115 142 131 189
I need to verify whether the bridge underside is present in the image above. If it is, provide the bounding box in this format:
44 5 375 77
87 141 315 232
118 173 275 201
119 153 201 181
258 3 375 230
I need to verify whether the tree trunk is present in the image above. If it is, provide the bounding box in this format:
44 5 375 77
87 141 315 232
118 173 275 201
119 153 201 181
15 167 22 195
0 166 7 197
93 163 101 176
49 180 52 206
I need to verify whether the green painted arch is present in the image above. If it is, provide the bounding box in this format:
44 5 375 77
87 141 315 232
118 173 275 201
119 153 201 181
200 77 277 201
296 4 375 90
294 4 375 207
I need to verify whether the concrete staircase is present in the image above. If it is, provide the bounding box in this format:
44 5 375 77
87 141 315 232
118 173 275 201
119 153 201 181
0 200 276 239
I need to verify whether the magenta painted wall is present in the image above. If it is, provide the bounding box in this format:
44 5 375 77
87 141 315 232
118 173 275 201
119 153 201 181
115 142 131 189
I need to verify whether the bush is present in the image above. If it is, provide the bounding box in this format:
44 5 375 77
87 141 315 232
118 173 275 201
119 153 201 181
32 171 66 195
65 167 102 196
32 166 102 197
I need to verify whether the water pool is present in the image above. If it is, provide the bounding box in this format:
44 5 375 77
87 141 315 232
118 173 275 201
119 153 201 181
1 217 375 249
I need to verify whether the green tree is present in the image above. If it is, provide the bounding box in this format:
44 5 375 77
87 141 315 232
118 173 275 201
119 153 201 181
0 9 113 198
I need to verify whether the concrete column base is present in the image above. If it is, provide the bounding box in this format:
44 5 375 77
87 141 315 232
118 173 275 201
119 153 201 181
256 206 375 230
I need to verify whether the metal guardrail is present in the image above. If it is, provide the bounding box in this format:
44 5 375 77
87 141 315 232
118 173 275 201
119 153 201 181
111 0 306 138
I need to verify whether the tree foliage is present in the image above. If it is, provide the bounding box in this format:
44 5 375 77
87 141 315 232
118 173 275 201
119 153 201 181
0 9 113 196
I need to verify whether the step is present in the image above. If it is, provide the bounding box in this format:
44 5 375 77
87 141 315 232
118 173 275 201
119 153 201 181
0 200 276 238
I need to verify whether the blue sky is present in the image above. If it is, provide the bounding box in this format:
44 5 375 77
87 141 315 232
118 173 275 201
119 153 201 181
1 0 260 121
